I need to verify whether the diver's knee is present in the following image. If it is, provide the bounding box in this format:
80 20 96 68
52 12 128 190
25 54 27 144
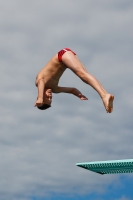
76 71 88 83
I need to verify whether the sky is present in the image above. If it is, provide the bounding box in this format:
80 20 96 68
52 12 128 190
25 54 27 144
0 0 133 199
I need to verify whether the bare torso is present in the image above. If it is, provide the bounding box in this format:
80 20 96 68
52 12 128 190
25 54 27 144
35 54 66 92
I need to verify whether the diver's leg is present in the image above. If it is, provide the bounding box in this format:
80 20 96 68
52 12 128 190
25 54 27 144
62 51 114 113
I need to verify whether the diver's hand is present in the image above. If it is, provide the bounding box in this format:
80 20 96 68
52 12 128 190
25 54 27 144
34 98 43 107
78 94 88 100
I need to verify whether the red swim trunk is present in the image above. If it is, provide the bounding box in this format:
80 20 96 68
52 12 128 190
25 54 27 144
58 48 76 62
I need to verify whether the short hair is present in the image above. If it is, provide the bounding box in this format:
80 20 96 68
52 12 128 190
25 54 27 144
37 104 51 110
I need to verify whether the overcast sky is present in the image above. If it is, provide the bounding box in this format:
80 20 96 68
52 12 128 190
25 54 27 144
0 0 133 200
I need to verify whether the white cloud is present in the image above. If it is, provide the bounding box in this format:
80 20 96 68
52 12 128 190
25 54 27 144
115 196 131 200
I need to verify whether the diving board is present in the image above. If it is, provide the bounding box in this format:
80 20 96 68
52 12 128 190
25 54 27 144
76 159 133 175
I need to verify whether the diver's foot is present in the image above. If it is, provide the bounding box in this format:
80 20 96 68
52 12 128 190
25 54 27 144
102 94 114 113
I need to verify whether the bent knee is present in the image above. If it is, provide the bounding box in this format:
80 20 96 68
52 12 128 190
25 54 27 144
76 71 88 82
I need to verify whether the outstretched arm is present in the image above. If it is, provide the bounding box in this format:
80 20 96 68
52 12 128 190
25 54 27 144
54 86 88 100
34 79 45 107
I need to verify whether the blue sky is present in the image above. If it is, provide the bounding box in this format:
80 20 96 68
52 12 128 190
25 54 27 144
32 176 133 200
0 0 133 199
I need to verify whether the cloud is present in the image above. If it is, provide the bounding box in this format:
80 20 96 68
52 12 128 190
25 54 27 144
115 196 131 200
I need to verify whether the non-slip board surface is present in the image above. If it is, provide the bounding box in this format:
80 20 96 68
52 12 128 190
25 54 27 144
76 159 133 175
